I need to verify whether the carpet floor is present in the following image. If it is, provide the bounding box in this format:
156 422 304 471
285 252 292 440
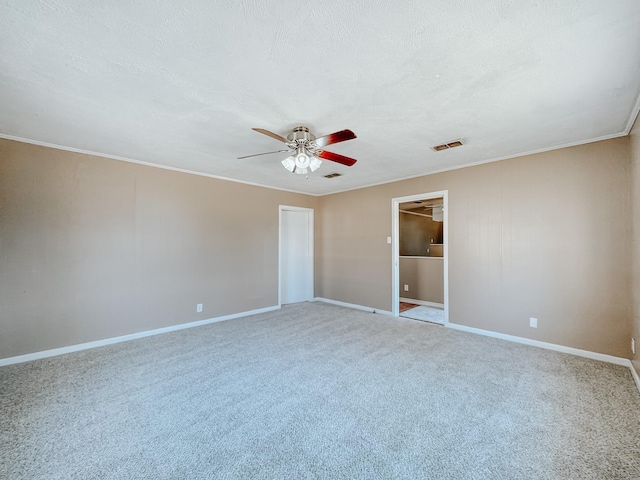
1 302 639 479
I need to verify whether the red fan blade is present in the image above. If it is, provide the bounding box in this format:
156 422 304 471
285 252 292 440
316 150 357 167
252 128 288 143
314 129 357 148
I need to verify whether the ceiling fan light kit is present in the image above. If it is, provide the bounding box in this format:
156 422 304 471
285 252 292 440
281 147 322 175
239 125 358 176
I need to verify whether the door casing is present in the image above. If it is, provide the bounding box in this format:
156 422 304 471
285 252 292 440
391 191 449 323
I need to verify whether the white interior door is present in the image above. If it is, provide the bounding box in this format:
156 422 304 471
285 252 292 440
280 207 313 305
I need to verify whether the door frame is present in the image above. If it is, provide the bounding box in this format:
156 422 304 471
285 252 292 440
279 205 314 306
391 191 449 324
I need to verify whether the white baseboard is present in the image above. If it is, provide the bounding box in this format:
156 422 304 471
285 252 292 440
399 297 444 309
320 301 639 395
313 297 393 316
630 362 640 394
0 305 280 367
6 301 637 396
447 322 639 395
446 322 629 366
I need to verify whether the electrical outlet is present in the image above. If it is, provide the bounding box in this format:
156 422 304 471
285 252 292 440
529 317 538 328
197 304 203 313
632 337 636 355
404 284 409 292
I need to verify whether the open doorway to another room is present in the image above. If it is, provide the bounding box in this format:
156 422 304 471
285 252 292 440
392 192 448 325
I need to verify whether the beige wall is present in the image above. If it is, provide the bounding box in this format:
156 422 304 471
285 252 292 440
317 137 632 358
399 211 443 257
0 139 316 359
2 133 636 362
631 116 640 377
399 258 444 304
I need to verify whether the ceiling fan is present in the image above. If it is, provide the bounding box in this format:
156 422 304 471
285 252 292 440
238 126 358 175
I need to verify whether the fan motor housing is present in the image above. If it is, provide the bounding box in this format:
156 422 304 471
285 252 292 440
287 126 316 143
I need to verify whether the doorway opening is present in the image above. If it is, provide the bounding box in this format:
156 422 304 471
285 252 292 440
279 206 314 306
391 191 448 325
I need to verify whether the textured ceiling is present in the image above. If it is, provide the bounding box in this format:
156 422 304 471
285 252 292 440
1 0 639 195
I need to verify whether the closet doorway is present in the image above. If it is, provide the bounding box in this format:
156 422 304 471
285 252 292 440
392 191 449 325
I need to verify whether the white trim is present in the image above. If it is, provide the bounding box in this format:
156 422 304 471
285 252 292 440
446 322 630 366
319 131 632 197
0 305 280 367
4 106 638 200
313 297 393 316
399 298 444 309
399 256 443 260
447 322 640 395
392 191 449 326
630 363 640 394
0 134 312 196
624 91 640 134
279 206 314 307
399 209 433 219
317 299 639 394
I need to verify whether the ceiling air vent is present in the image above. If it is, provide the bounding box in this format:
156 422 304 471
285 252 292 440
324 173 342 179
432 139 465 152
